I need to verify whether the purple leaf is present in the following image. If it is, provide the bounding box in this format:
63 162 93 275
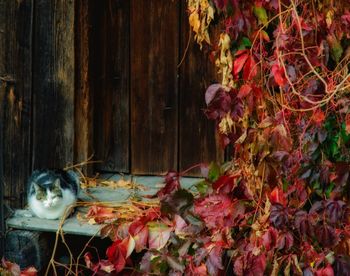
205 84 223 106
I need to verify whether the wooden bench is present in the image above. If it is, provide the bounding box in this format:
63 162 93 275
5 175 200 270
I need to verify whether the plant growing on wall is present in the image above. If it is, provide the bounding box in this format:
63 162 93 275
85 0 350 275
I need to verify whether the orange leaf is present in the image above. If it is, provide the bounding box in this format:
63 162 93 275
237 84 252 98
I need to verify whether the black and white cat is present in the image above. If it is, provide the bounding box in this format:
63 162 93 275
27 169 80 220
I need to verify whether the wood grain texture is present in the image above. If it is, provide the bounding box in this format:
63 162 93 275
0 0 33 207
0 1 4 248
32 0 75 169
179 4 224 175
131 0 180 174
75 0 94 174
93 0 130 172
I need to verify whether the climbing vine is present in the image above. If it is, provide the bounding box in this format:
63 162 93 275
83 0 350 275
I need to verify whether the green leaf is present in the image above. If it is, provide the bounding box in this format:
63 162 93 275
330 38 343 63
159 261 169 274
238 37 252 50
329 134 340 157
253 6 268 26
208 162 220 182
196 180 209 195
282 179 288 192
340 123 350 143
325 182 335 198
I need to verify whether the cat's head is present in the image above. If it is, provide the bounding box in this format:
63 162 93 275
33 178 63 208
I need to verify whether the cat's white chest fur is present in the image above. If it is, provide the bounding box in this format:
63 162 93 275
28 189 77 220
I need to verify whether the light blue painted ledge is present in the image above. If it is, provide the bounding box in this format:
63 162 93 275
6 175 202 236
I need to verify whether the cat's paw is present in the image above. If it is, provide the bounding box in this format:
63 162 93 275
14 209 34 218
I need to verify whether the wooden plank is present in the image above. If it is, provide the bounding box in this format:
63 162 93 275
179 3 224 175
75 0 94 174
7 175 202 236
7 214 102 237
93 0 130 172
131 0 179 174
0 1 5 253
0 0 33 207
0 91 4 254
32 0 75 169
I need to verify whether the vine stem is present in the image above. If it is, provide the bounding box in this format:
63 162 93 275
177 28 192 68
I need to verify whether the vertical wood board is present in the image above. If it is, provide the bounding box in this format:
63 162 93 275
32 0 75 169
75 0 94 174
0 0 33 207
130 0 180 174
93 0 130 172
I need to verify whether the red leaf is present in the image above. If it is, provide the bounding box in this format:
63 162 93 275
342 11 350 25
106 236 135 273
213 0 228 9
276 231 294 250
156 171 181 199
234 253 266 276
129 220 149 252
86 206 116 224
194 194 244 228
345 114 350 134
84 253 115 274
2 259 21 276
271 64 287 86
20 267 37 276
186 258 208 276
205 244 224 275
316 225 337 248
212 174 240 193
261 227 278 250
243 56 258 80
237 84 252 98
315 264 335 276
233 53 249 76
312 109 326 126
270 187 287 207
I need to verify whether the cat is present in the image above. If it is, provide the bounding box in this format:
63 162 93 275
27 169 80 220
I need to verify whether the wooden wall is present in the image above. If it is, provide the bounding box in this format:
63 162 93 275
0 0 34 208
0 0 223 208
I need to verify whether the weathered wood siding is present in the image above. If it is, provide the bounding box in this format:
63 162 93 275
32 0 75 169
0 0 223 208
130 0 180 174
93 0 130 172
0 0 33 207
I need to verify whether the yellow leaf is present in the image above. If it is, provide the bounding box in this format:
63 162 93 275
219 112 234 135
189 12 200 33
88 218 96 225
271 258 280 276
326 10 334 28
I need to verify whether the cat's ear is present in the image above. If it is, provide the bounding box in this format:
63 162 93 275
53 178 61 189
33 183 41 193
